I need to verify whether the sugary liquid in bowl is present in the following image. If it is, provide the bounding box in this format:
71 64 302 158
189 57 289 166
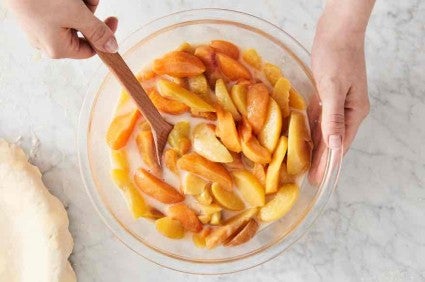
106 40 312 249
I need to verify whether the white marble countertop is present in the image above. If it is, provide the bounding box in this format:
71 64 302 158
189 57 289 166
1 0 424 281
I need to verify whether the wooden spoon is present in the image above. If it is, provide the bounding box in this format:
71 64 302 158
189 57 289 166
96 50 173 166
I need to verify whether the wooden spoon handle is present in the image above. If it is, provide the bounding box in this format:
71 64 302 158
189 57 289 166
96 51 164 126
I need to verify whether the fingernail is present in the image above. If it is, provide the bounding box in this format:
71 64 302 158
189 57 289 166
104 37 118 53
328 134 342 150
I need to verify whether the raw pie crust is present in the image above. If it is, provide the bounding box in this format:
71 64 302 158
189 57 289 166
0 140 76 282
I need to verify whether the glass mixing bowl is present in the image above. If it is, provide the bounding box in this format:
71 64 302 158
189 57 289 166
78 9 342 274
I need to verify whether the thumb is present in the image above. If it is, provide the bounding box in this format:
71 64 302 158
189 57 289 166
318 82 346 150
75 8 118 53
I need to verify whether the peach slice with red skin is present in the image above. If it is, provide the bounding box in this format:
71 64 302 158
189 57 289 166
177 152 233 190
194 45 225 86
216 53 251 81
224 219 259 247
168 203 203 233
106 109 141 150
134 168 184 204
246 83 270 134
152 51 206 77
210 40 240 59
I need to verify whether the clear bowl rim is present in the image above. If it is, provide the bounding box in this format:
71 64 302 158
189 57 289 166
77 8 343 275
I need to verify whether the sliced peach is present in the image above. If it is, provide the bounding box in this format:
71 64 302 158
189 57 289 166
265 136 288 194
232 170 265 207
216 53 251 81
177 152 233 190
187 74 210 101
215 107 241 153
224 219 259 247
182 173 208 195
230 84 248 116
272 77 291 117
111 149 129 170
225 152 245 170
194 184 213 205
143 207 165 220
259 184 299 222
289 88 306 110
136 69 156 82
258 98 282 152
279 163 297 184
134 168 184 204
194 45 224 86
152 51 206 77
192 123 233 163
263 62 283 86
155 217 185 239
193 227 212 248
198 214 212 225
205 208 258 249
168 203 202 233
136 128 160 175
148 89 189 115
110 169 148 219
210 211 222 225
176 42 194 53
190 109 217 121
116 90 132 114
157 79 215 112
210 40 239 59
287 112 312 175
215 79 242 120
251 163 266 185
211 182 245 211
246 83 270 134
198 203 222 215
239 118 271 164
106 109 140 150
242 48 262 70
167 121 191 155
163 148 179 174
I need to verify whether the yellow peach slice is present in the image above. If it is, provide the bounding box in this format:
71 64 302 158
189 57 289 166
157 79 215 112
232 170 265 207
193 123 233 163
246 83 270 134
152 51 206 77
211 182 245 211
168 203 202 233
187 74 210 101
258 98 283 152
210 211 222 225
198 214 212 224
263 62 283 86
259 184 299 222
242 48 262 70
198 203 223 215
106 109 140 150
289 88 306 110
111 149 129 171
194 185 213 205
272 77 291 118
163 148 179 174
215 107 241 153
148 89 189 115
190 109 217 121
239 118 271 164
110 169 148 219
192 227 212 248
224 219 259 247
205 208 258 249
216 53 251 81
251 163 266 185
134 168 184 204
167 121 191 155
155 217 185 239
265 136 288 194
182 173 209 195
215 79 242 121
287 112 312 175
210 40 239 59
230 83 248 116
176 42 194 53
177 152 233 190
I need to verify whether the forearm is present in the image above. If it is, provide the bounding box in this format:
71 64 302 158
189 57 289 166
318 0 376 39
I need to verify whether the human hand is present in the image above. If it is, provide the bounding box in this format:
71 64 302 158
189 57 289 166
308 2 373 183
6 0 118 59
